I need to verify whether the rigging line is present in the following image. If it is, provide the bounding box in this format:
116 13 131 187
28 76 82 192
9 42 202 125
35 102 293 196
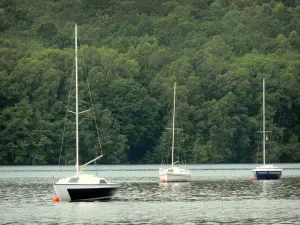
256 132 261 164
175 122 184 163
78 120 86 173
175 130 180 162
161 134 166 165
78 31 103 156
256 133 259 164
160 130 165 164
180 130 184 162
268 132 276 163
162 126 171 165
267 132 270 164
255 116 263 165
254 132 259 165
58 61 76 166
77 118 101 172
167 124 172 164
180 123 188 164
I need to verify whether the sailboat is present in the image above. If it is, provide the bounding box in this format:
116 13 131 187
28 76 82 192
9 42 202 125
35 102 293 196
159 82 191 182
53 25 120 201
252 78 282 180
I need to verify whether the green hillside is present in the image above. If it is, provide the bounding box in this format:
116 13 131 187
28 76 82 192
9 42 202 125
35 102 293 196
1 0 300 165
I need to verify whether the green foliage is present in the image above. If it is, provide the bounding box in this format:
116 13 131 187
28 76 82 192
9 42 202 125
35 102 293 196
1 0 300 165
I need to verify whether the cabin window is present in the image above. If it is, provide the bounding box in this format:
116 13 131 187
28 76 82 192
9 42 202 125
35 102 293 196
168 169 174 172
99 179 107 184
69 178 79 183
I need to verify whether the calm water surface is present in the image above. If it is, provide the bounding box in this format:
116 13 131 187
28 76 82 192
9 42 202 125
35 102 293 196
1 164 300 224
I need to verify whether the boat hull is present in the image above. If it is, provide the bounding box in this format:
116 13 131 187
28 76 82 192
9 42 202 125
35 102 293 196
159 173 191 182
253 171 282 180
54 184 120 202
159 166 191 182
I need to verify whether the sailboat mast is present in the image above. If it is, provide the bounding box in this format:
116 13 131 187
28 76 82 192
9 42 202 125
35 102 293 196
75 24 79 176
263 78 266 165
171 82 176 166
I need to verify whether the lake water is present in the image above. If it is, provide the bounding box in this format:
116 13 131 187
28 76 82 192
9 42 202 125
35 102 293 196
1 164 300 224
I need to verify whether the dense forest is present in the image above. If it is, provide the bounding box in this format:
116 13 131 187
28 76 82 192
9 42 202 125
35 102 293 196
1 0 300 165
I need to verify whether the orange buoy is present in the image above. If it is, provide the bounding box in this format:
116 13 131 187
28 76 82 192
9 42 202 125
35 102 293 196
249 176 255 181
53 195 60 202
162 178 166 183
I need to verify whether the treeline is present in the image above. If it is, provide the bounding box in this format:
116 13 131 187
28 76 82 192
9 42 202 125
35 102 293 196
1 0 300 165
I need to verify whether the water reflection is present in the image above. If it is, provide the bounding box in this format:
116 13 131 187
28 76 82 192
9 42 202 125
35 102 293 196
251 179 300 200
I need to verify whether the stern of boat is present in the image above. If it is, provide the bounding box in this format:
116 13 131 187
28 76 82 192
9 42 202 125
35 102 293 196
253 165 282 180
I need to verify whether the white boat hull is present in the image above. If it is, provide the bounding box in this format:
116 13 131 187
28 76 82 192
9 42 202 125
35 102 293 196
159 173 191 182
159 166 191 182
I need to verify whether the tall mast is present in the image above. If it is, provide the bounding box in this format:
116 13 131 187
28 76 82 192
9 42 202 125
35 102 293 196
171 82 176 166
263 78 265 165
75 24 79 176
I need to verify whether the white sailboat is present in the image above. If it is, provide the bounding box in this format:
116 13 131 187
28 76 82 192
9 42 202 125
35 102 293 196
53 25 120 201
159 82 191 182
252 78 282 180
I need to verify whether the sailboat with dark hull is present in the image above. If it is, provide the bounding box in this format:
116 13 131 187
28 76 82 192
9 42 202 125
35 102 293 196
252 78 282 180
54 25 120 201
